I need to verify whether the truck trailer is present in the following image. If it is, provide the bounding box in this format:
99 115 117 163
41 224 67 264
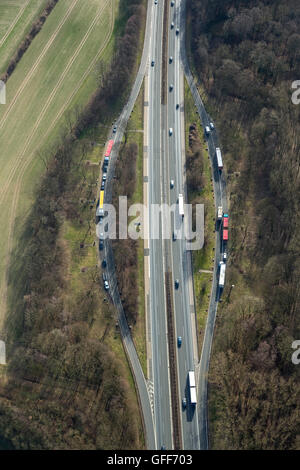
178 194 184 218
96 190 105 217
216 147 223 170
219 261 226 288
223 213 229 228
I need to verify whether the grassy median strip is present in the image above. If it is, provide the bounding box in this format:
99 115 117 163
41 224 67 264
129 82 147 378
111 81 147 377
184 78 215 353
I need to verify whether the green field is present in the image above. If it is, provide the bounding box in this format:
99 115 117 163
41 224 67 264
0 0 49 75
0 0 117 329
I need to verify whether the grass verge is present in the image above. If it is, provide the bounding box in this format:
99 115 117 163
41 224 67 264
184 77 216 353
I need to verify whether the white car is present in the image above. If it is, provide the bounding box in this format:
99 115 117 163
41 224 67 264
169 84 174 91
169 56 173 63
209 121 214 130
104 280 109 290
171 22 174 29
223 252 227 261
169 128 173 136
170 179 174 189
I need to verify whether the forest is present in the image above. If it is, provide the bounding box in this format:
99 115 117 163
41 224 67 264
188 0 300 449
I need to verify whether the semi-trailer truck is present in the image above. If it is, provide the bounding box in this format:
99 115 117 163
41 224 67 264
216 147 223 170
219 261 226 288
178 194 184 218
188 371 197 405
96 190 105 217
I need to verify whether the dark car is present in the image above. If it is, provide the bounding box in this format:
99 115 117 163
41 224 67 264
175 279 179 289
151 60 155 66
177 336 182 347
99 240 104 251
102 259 107 268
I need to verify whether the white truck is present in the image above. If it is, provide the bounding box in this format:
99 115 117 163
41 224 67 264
216 147 223 170
219 261 226 288
178 194 184 218
188 371 197 405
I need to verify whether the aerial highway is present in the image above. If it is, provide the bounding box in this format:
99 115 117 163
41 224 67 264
97 0 228 451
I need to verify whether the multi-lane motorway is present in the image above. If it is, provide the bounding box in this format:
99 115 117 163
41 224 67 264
99 0 228 450
148 0 173 450
165 0 200 449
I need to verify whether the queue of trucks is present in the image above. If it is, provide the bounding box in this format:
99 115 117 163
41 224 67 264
96 138 115 287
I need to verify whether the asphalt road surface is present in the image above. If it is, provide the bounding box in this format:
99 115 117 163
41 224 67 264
98 0 156 450
97 0 228 450
148 0 173 450
167 0 200 449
